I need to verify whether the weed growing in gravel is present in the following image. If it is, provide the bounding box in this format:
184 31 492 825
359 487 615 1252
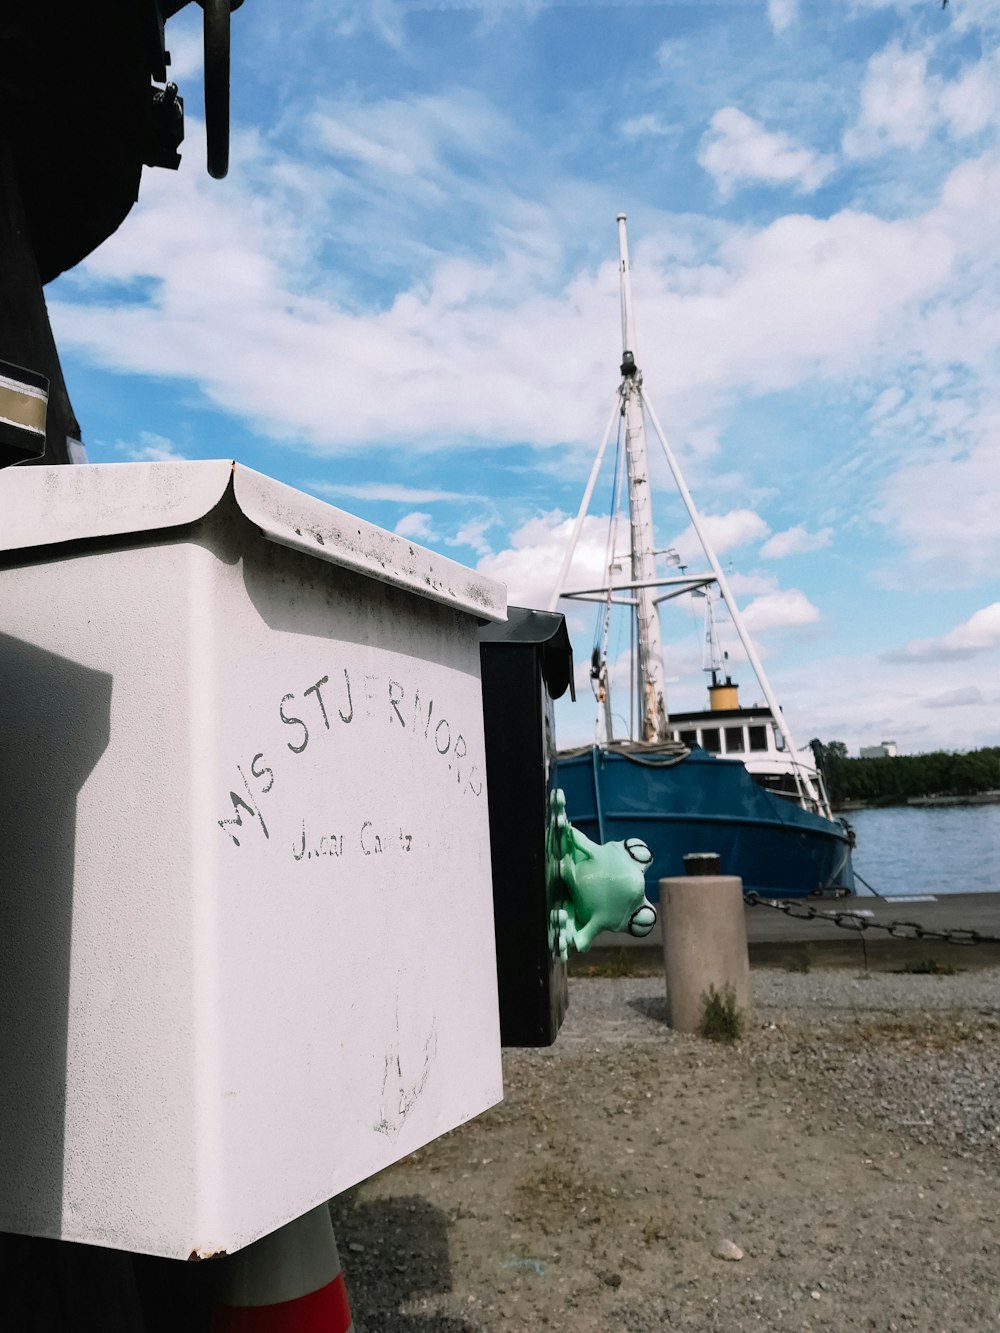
895 958 959 976
785 948 813 974
848 1012 1000 1048
594 948 635 977
572 948 661 978
699 983 745 1043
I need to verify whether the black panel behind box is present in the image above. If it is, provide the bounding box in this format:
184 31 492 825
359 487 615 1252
479 608 574 1046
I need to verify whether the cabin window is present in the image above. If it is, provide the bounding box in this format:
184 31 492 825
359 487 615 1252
772 725 785 751
700 727 721 753
679 729 698 746
748 725 768 752
724 726 745 753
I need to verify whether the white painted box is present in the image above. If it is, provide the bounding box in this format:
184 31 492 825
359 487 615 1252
0 461 506 1259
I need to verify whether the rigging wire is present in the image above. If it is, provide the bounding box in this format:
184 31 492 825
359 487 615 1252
608 419 631 738
629 580 635 741
591 414 627 733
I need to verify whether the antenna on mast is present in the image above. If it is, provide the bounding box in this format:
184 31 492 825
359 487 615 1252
617 213 636 358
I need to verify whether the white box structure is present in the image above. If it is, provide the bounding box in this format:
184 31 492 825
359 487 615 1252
0 461 506 1259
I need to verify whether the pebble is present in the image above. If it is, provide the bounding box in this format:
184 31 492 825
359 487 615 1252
714 1239 744 1261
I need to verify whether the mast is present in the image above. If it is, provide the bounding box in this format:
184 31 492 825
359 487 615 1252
617 214 669 743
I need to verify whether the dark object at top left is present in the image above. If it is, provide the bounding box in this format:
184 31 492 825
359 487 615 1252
1 0 243 286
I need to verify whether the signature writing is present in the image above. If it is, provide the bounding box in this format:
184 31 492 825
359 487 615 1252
292 820 414 862
374 1014 438 1142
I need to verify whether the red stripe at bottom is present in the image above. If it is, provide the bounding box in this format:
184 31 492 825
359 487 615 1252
212 1272 352 1333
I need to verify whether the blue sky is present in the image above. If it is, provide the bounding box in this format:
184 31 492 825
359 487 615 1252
48 0 1000 755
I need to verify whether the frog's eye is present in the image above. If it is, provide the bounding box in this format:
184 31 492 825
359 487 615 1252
624 838 652 865
629 905 656 937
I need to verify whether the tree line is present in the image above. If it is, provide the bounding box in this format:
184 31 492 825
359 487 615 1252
815 742 1000 806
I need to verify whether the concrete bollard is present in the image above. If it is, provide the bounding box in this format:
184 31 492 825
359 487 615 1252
211 1204 354 1331
661 854 750 1034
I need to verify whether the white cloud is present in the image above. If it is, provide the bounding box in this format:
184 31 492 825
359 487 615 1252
308 0 409 49
939 58 1000 138
476 511 619 612
313 119 421 178
394 510 435 539
115 431 186 462
620 114 674 140
875 433 1000 583
923 686 985 709
867 385 906 422
51 124 616 453
49 96 989 602
740 589 820 633
727 570 779 597
163 6 205 82
767 0 798 33
309 481 480 503
767 646 1000 755
672 509 770 564
759 525 833 559
310 91 511 183
843 42 936 158
884 603 1000 662
698 107 834 197
844 42 1000 160
50 122 956 463
634 207 954 415
448 516 495 556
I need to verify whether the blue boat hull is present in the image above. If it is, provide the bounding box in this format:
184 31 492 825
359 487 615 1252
556 745 854 901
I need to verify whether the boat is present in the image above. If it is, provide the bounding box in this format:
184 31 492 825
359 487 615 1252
552 215 855 901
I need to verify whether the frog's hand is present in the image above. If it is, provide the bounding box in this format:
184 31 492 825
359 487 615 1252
572 916 603 952
549 907 570 963
565 824 600 864
550 791 572 862
559 851 578 893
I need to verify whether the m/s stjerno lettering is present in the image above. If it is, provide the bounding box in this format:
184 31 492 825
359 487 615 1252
218 668 482 848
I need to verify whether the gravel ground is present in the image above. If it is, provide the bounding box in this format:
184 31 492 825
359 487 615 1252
332 964 1000 1332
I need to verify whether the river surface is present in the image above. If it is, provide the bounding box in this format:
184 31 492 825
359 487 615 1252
845 802 1000 897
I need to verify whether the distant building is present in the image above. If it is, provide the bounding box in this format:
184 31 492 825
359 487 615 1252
859 740 897 759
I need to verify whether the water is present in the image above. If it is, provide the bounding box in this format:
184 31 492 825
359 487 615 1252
845 802 1000 897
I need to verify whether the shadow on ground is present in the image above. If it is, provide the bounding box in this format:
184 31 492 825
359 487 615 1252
330 1191 472 1332
627 994 670 1025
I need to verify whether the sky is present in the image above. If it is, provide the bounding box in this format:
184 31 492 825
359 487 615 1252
47 0 1000 757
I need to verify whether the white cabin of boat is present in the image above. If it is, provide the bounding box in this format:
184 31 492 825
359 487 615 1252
665 673 826 809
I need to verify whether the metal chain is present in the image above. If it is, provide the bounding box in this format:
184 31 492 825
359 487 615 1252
743 893 1000 946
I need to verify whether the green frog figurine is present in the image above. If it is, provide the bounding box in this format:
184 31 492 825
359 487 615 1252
548 789 657 957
